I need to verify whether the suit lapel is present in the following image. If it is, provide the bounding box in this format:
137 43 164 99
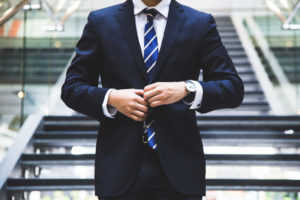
149 0 186 83
116 0 186 84
116 0 148 82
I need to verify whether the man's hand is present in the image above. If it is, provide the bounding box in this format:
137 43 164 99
108 89 149 121
144 82 188 107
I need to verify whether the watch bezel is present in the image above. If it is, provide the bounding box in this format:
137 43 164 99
185 80 196 93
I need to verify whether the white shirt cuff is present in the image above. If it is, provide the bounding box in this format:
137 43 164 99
102 89 117 118
190 80 203 109
183 80 203 110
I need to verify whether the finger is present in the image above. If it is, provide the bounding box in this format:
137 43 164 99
135 96 148 106
135 103 149 113
132 110 147 118
144 82 158 92
147 94 163 104
130 113 144 122
134 89 144 97
144 88 161 101
143 113 149 119
150 101 162 107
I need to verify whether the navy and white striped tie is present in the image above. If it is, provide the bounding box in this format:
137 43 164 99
144 9 158 150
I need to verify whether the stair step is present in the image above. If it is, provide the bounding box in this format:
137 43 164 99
223 41 242 46
217 27 236 32
225 45 245 51
243 84 263 91
6 178 300 192
219 32 239 38
41 116 300 132
234 64 252 68
196 116 300 129
236 68 254 74
33 132 300 148
226 46 245 52
34 129 299 137
20 154 300 166
240 101 268 106
239 73 257 78
240 76 258 83
228 51 248 58
243 89 264 95
44 115 300 122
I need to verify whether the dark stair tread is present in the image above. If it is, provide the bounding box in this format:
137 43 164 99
34 129 299 136
20 153 300 166
32 133 300 148
6 178 300 192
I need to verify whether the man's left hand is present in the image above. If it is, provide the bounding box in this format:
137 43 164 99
144 82 188 107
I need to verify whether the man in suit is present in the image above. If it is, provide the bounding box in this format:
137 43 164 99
61 0 244 199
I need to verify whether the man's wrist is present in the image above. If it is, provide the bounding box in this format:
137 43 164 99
108 89 117 107
102 89 117 118
181 81 189 98
183 80 196 102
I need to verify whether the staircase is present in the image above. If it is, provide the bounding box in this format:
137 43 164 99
3 115 300 199
210 17 270 115
0 48 74 84
1 16 300 200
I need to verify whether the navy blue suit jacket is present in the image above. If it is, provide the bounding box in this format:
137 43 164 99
61 0 244 197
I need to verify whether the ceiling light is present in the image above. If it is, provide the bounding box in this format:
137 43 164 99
17 91 26 99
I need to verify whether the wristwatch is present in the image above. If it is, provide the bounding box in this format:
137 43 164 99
184 80 196 103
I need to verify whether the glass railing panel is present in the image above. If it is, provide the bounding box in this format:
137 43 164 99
21 4 83 117
0 1 86 162
0 8 25 162
245 11 300 114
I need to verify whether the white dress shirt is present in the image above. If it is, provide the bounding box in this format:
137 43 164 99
102 0 203 118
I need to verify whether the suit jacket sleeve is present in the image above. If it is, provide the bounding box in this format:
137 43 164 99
197 14 244 114
61 12 109 121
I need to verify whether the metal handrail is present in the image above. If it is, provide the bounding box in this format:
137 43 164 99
0 0 29 27
283 0 300 29
60 0 83 25
265 0 300 29
42 0 83 31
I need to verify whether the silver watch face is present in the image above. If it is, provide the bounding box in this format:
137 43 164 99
186 81 196 92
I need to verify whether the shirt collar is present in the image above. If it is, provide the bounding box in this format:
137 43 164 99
132 0 171 18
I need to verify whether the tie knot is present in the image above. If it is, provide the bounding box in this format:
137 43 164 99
143 8 158 21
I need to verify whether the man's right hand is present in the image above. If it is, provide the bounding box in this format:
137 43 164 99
108 89 149 121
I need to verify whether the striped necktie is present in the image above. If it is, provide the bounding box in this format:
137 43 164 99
144 9 158 150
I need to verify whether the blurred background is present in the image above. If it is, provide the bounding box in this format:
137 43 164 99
0 0 300 199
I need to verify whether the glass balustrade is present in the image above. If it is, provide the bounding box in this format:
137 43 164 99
0 0 87 162
242 0 300 114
